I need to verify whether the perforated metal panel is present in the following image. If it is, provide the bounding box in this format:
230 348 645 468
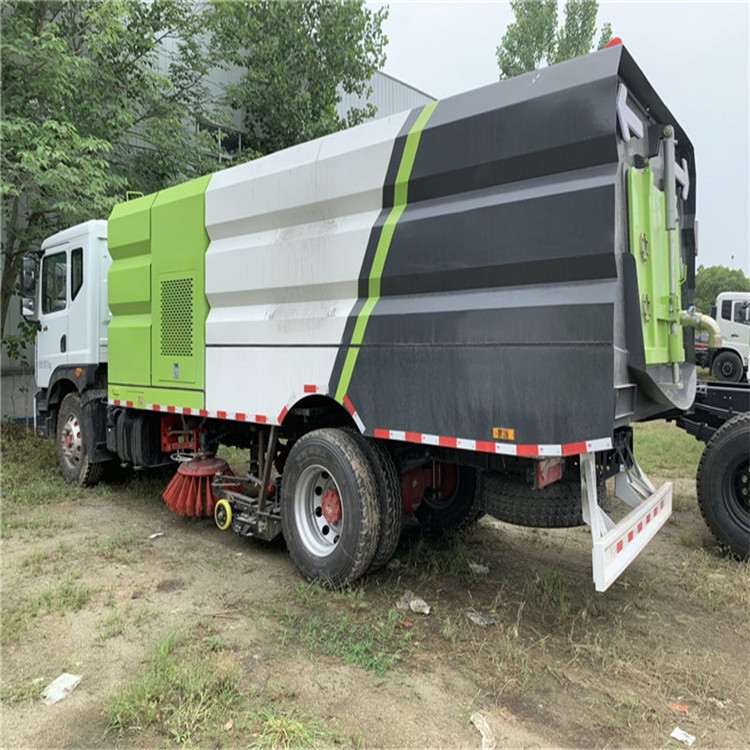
160 278 193 357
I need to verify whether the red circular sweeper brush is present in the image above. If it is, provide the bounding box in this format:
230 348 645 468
162 457 237 518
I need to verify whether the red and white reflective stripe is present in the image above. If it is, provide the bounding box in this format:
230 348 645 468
343 395 366 434
109 400 273 425
615 497 667 555
372 428 613 458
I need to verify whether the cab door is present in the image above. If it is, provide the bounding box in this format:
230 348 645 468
36 244 69 388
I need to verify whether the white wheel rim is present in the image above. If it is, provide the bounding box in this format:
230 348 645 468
293 464 343 557
60 412 83 470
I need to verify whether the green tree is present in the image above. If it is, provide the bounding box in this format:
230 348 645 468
0 0 219 337
207 0 388 158
694 265 750 314
497 0 612 79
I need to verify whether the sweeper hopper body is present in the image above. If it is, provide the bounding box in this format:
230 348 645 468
24 45 713 590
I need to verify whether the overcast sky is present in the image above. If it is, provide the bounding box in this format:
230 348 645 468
371 1 749 274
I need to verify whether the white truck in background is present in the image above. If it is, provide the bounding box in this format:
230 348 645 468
695 292 750 382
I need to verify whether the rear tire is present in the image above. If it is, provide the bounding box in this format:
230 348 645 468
348 433 403 571
280 428 380 586
696 412 750 558
415 465 483 533
712 351 744 382
57 393 102 487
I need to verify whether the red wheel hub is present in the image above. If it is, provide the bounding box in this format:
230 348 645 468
321 488 342 524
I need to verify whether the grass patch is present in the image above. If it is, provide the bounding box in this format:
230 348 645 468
99 607 127 640
34 577 96 616
678 548 750 611
0 424 86 512
396 527 486 585
106 622 337 747
252 706 333 749
93 530 143 563
523 566 604 627
106 624 242 744
632 421 704 478
1 576 96 644
280 607 411 676
0 679 43 704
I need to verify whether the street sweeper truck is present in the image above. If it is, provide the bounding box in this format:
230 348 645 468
20 44 730 590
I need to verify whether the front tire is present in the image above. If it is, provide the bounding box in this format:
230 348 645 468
56 393 102 487
280 428 380 586
711 351 744 382
697 412 750 558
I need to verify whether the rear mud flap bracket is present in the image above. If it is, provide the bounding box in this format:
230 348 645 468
581 453 672 592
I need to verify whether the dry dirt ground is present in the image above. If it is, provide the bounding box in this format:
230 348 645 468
1 439 749 749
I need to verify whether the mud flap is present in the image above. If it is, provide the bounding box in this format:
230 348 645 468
581 453 672 591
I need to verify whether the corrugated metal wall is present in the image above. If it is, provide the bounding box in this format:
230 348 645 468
337 71 435 120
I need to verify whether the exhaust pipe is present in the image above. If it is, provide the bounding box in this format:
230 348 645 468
680 307 723 348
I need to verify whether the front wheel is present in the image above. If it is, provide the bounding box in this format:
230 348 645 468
280 428 380 586
697 412 750 558
711 351 744 382
56 393 102 486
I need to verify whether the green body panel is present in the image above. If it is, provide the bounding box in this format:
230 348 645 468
107 176 211 408
108 194 157 389
627 166 685 366
108 193 156 258
108 385 204 410
150 176 211 390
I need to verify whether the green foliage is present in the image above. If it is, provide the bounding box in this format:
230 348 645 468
1 1 389 340
208 0 388 157
497 0 611 79
0 0 218 336
694 264 750 314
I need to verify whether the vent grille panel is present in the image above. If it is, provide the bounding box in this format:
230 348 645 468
161 278 193 358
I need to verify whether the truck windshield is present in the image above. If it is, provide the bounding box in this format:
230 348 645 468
42 251 67 314
734 302 750 325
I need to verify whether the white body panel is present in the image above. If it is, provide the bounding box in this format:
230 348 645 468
203 110 410 414
36 220 109 388
206 347 339 423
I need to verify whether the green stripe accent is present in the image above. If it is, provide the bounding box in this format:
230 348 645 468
335 101 438 404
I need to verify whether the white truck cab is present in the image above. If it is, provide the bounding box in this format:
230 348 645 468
709 292 750 382
22 220 110 389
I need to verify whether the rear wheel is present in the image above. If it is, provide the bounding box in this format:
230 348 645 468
348 433 403 571
414 464 482 533
697 412 750 558
280 428 380 585
57 393 102 487
712 351 744 382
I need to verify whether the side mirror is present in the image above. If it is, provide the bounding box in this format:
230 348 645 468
20 255 38 297
19 255 40 323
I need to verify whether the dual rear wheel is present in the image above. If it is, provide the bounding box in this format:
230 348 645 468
280 428 402 586
280 428 480 585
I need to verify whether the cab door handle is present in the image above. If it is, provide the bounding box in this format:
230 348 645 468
60 335 66 353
